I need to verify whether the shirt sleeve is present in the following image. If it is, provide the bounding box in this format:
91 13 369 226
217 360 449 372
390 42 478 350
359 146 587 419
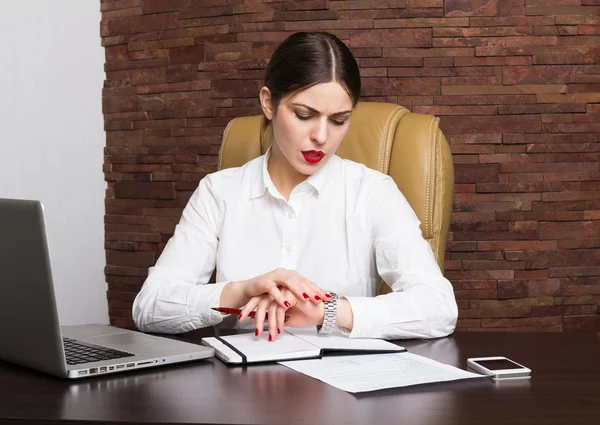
343 177 458 340
132 175 228 334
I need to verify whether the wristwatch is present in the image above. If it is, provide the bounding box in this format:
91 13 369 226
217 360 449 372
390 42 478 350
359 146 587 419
316 292 338 335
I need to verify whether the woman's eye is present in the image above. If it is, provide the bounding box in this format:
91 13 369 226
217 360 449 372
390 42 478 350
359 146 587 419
295 113 346 126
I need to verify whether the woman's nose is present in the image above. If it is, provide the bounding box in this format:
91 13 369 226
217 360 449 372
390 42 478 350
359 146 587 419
310 119 328 145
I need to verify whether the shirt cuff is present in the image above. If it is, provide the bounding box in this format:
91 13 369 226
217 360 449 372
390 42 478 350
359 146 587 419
342 296 389 339
190 280 230 327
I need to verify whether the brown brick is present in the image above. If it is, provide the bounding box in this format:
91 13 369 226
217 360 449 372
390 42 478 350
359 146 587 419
578 25 600 36
455 289 498 299
564 315 600 332
456 318 482 328
435 26 532 37
497 211 583 221
169 46 205 65
445 0 525 17
461 280 497 290
504 133 598 145
463 260 525 270
377 18 468 28
349 29 432 48
477 45 592 57
440 115 541 135
539 93 600 103
515 270 549 279
549 266 600 278
407 0 443 6
481 316 562 329
280 0 330 11
539 221 600 240
106 130 144 146
555 295 600 306
503 65 571 85
114 182 175 200
454 164 500 184
130 67 166 85
454 56 532 66
106 250 155 268
211 79 262 98
461 307 532 318
101 12 179 37
137 80 210 95
525 5 598 15
499 103 586 114
384 47 474 57
435 94 536 105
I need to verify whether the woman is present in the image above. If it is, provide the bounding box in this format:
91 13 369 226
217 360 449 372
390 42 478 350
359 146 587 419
132 32 458 341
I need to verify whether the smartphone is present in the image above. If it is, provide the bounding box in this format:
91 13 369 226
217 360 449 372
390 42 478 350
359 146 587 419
467 356 531 380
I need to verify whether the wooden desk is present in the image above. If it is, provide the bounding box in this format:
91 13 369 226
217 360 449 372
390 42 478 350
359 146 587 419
1 331 599 425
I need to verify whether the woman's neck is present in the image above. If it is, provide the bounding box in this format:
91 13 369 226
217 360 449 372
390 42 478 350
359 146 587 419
267 145 308 201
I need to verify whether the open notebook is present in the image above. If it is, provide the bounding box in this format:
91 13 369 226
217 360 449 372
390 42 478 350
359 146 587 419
201 328 406 365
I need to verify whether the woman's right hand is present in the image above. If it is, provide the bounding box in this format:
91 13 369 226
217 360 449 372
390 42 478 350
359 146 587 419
219 268 329 311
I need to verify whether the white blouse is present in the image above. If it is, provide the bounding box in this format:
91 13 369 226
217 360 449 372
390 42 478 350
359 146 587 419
132 148 458 339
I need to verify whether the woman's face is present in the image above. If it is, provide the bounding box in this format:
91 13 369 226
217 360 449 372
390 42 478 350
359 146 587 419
263 82 354 177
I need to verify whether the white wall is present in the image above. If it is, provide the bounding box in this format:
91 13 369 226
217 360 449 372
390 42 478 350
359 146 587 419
0 1 108 325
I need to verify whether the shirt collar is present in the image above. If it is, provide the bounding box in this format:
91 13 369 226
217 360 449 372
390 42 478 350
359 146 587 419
250 146 338 200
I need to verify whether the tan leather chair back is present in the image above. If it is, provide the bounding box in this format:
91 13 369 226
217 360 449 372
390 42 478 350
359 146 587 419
218 102 454 292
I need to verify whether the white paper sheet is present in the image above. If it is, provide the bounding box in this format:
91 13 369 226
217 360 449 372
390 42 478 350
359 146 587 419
279 352 485 393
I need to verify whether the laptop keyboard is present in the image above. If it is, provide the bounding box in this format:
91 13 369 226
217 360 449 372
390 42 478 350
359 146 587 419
63 337 135 365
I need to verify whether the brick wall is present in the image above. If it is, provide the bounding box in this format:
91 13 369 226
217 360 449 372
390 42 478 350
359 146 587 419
101 0 600 333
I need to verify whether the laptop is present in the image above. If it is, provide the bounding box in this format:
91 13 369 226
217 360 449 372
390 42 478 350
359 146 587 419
0 198 214 379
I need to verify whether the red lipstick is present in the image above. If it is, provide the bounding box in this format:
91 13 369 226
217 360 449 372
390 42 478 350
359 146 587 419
302 150 325 164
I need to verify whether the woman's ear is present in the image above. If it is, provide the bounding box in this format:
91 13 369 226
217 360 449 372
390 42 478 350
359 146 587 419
259 86 274 120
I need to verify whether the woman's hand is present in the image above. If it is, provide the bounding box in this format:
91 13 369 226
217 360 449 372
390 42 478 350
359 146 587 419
246 288 331 341
220 268 330 312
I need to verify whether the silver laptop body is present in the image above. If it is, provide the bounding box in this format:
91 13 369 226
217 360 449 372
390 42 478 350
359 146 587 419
0 198 213 379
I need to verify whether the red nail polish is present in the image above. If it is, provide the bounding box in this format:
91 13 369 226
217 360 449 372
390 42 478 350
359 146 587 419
303 293 309 299
315 295 321 301
269 335 273 342
284 301 291 307
277 328 281 334
255 329 259 337
326 293 332 298
238 314 243 321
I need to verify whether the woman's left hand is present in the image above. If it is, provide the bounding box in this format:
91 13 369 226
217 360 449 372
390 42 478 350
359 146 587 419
243 288 326 342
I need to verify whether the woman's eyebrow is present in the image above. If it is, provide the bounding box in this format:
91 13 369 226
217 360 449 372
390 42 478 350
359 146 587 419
291 103 352 116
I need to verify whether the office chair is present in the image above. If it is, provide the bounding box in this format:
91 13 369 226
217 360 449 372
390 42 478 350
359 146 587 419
217 102 455 294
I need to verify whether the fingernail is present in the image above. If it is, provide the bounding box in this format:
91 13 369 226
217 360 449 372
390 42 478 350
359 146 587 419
284 301 291 307
315 295 321 301
238 314 243 321
303 293 309 299
255 329 259 337
269 334 273 342
277 328 281 334
326 293 332 298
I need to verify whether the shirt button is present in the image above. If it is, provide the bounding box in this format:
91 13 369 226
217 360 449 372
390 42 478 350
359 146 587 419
287 211 295 219
285 246 292 254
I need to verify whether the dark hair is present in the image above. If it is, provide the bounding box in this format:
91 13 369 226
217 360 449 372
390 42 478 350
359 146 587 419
264 32 361 112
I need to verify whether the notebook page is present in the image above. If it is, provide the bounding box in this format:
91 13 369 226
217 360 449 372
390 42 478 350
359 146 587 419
203 332 319 363
287 328 405 352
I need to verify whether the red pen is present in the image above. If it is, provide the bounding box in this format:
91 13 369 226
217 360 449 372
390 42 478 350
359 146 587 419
211 307 267 319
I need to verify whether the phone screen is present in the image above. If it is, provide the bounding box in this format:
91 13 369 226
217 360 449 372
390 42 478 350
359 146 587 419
474 359 525 370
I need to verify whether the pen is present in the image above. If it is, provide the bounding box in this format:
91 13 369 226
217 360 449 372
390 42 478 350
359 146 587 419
211 307 267 319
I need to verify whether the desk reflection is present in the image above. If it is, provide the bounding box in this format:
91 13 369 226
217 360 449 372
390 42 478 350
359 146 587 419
56 334 499 425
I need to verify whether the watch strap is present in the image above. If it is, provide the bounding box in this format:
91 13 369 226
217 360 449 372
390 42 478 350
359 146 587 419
317 292 338 335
